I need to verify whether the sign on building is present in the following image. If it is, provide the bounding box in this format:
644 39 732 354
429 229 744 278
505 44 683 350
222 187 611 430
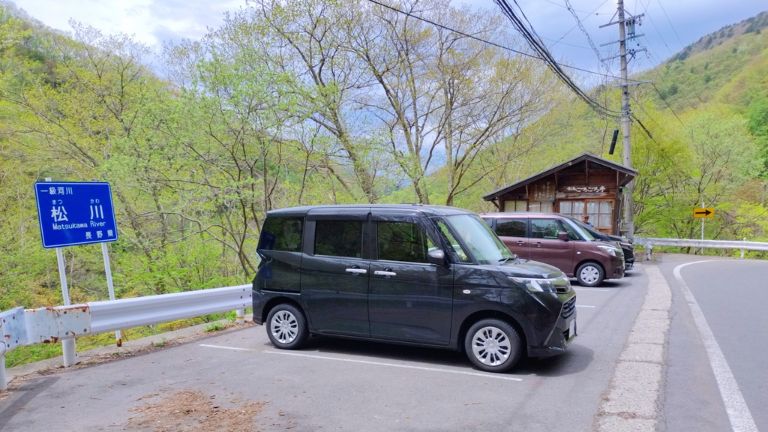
34 182 118 248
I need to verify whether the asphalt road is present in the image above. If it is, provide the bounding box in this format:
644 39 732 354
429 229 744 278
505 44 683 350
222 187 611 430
0 269 647 432
659 255 768 432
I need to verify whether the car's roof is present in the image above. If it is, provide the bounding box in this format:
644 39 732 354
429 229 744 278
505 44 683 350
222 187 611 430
479 212 571 219
267 204 474 217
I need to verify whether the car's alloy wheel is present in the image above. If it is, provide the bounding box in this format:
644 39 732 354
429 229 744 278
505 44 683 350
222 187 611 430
271 310 299 344
266 304 307 349
464 319 521 372
577 262 604 287
471 326 511 366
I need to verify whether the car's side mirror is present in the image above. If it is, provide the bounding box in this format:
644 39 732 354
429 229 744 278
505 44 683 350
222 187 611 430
428 249 447 265
557 231 570 242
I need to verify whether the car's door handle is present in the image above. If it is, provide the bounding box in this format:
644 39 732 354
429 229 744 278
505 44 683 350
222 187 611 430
374 270 397 277
345 268 368 275
516 241 524 245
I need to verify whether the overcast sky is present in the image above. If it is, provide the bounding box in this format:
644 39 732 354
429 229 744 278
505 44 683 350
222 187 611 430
15 0 768 80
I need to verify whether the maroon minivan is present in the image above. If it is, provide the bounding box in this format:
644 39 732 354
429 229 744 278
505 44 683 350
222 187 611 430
481 213 624 287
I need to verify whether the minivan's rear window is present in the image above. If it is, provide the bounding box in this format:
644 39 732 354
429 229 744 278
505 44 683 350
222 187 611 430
315 220 363 258
259 217 303 252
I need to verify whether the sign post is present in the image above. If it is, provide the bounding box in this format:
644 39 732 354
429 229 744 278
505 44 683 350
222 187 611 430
693 204 714 254
34 181 120 365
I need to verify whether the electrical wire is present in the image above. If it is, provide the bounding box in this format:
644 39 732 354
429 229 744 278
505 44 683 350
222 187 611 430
494 0 622 119
363 0 645 84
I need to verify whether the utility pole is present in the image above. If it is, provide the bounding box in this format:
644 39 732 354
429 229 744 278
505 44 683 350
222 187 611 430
600 0 644 240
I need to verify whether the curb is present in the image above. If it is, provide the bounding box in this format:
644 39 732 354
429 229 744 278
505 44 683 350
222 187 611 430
596 264 671 431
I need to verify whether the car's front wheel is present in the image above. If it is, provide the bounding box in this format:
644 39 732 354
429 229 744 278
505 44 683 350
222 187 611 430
464 319 522 372
576 262 604 287
266 303 307 349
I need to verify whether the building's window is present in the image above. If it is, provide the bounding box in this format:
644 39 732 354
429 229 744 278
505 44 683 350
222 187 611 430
503 200 527 211
587 201 613 230
315 220 363 258
562 200 613 231
528 201 554 213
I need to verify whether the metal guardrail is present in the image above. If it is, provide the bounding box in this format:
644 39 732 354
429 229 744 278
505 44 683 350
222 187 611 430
0 284 252 390
634 237 768 260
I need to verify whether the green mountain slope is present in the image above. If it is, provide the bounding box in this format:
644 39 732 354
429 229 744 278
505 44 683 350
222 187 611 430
397 10 768 242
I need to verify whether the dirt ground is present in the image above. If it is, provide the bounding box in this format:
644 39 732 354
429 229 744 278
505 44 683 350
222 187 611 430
126 389 267 431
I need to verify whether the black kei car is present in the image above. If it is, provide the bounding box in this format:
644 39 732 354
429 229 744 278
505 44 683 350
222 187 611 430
571 218 635 271
252 205 577 372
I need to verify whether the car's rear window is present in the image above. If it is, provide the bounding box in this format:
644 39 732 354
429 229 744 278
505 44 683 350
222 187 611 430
259 217 303 252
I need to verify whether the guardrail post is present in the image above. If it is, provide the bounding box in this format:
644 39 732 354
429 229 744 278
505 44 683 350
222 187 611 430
645 244 653 261
236 308 245 324
62 337 76 367
741 238 746 259
1 351 7 391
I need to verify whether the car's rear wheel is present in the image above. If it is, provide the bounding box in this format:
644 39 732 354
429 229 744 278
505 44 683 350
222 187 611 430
266 303 307 349
464 319 522 373
576 262 604 287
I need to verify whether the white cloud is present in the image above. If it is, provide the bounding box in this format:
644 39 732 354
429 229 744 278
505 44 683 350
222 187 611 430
18 0 244 47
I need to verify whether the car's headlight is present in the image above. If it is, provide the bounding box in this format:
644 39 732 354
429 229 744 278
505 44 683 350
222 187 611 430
510 276 570 294
597 244 619 256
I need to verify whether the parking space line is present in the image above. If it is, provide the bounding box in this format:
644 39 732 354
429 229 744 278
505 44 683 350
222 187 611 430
576 305 596 308
263 350 523 382
199 344 255 352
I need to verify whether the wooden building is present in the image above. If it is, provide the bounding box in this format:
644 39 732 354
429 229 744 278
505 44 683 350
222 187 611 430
483 153 637 235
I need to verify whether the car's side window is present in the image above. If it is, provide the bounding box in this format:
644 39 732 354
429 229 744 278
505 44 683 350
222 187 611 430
436 219 470 263
377 221 435 263
560 220 581 240
496 218 527 237
314 220 363 258
259 217 303 252
530 219 561 239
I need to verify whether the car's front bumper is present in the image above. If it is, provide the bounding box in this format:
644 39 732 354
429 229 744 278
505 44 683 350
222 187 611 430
528 295 577 357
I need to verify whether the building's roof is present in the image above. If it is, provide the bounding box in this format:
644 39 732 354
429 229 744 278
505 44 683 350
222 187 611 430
483 153 638 201
267 204 472 217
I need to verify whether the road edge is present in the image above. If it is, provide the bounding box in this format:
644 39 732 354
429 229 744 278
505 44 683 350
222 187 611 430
672 261 758 432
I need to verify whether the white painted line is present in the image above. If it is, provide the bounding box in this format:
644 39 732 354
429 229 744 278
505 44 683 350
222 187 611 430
674 261 758 432
199 343 255 352
263 350 523 382
576 304 596 308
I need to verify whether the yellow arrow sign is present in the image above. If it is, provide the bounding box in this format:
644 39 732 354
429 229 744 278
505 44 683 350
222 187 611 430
693 207 715 218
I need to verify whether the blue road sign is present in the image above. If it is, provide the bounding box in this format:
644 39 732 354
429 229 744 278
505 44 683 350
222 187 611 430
34 182 118 248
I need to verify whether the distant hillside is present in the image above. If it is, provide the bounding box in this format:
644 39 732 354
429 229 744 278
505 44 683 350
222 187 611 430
648 11 768 111
395 10 768 243
671 11 768 62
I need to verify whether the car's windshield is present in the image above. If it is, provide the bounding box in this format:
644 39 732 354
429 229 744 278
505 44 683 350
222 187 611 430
566 218 597 241
441 214 514 265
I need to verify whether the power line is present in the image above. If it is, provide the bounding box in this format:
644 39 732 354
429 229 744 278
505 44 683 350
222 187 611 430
363 0 645 84
655 0 685 47
551 0 611 48
563 0 606 71
493 0 622 118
